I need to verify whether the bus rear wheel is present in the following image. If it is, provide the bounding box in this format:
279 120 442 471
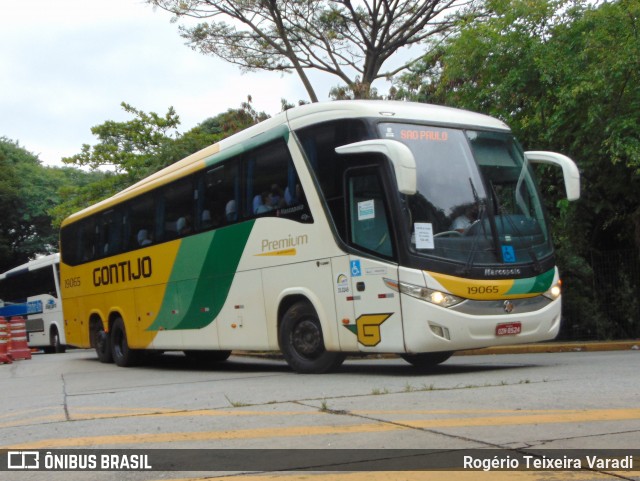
279 301 345 374
111 317 141 367
401 351 453 369
93 321 113 363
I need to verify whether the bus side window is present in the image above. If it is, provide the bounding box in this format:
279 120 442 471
99 209 123 257
61 224 81 266
161 177 195 239
347 169 394 258
79 218 98 262
295 119 371 239
129 194 155 249
243 142 286 218
242 140 312 223
202 159 240 229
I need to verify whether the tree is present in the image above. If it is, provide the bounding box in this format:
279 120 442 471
0 138 92 270
0 139 24 270
62 102 182 179
48 169 113 230
147 0 484 100
395 0 640 339
57 102 188 224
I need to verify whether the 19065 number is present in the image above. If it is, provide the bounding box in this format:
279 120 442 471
64 277 81 288
468 285 499 295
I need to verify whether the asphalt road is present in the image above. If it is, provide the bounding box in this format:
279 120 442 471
1 348 639 481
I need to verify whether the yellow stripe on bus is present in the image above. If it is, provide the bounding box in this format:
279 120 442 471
255 248 297 256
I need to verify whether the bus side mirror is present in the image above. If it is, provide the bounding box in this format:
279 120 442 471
336 139 417 195
525 151 581 201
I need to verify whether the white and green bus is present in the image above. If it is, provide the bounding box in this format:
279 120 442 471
0 253 67 353
60 101 579 373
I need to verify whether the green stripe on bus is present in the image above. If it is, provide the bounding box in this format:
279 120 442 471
148 221 255 331
505 268 554 295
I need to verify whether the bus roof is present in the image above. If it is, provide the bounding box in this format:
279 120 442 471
0 253 60 281
61 101 510 226
284 100 510 131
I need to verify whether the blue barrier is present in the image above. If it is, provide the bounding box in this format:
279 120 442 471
0 300 42 318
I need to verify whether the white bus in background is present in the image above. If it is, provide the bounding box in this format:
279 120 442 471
0 253 66 353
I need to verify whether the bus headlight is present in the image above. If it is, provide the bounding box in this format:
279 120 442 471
543 280 562 300
384 278 464 307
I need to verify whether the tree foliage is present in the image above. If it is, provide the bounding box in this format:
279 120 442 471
147 0 484 100
395 0 640 338
62 102 182 178
0 138 91 270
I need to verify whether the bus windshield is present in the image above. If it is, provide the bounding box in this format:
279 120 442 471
379 123 551 266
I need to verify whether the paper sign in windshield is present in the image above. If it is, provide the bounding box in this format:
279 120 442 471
358 200 375 220
415 223 435 249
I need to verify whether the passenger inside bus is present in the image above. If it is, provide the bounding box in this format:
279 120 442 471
254 192 272 214
176 216 193 236
137 229 152 246
225 200 237 222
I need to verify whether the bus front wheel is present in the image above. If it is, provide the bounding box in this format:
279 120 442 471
400 351 453 369
51 327 66 354
43 327 66 354
279 301 345 374
111 318 140 367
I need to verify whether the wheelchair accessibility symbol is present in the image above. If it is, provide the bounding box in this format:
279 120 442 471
350 260 362 277
502 245 516 263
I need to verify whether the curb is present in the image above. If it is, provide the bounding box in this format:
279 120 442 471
235 341 640 361
456 341 640 356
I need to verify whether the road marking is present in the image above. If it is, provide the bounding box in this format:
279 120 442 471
4 422 400 449
0 407 321 428
401 408 640 429
74 408 322 418
5 406 639 429
3 408 640 450
0 413 66 428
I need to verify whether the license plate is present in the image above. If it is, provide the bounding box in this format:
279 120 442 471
496 322 522 336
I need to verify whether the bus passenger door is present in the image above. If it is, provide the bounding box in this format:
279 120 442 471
345 166 404 353
331 255 357 352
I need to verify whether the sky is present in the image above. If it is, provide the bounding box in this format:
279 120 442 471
0 0 326 166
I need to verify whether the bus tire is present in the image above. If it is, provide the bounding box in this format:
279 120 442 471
51 327 66 354
400 351 453 369
279 301 345 374
111 317 140 367
95 325 113 363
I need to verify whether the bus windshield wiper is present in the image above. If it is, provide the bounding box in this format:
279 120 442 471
459 178 490 275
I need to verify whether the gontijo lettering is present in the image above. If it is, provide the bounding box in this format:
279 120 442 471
93 257 152 287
